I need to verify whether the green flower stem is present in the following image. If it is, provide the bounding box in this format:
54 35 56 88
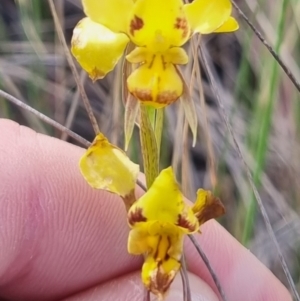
154 108 164 157
242 0 289 245
140 104 159 188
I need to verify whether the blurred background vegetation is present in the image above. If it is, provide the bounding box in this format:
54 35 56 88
0 0 299 296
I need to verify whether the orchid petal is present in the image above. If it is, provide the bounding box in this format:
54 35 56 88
184 0 233 34
82 0 133 33
71 18 129 81
127 56 183 108
214 16 239 33
128 0 190 52
128 167 199 233
79 133 139 199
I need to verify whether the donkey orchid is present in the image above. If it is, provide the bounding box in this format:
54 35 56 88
127 167 225 298
71 0 238 108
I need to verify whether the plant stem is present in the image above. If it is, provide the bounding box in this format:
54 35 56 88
139 104 159 188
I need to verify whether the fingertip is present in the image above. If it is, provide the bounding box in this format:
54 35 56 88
0 119 141 300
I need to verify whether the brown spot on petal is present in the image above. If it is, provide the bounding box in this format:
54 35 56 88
132 89 153 102
195 194 225 225
132 89 180 107
89 67 105 82
149 262 177 297
130 15 144 36
176 214 197 232
128 207 147 225
174 17 188 39
156 91 180 105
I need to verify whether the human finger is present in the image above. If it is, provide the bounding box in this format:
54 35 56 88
0 119 142 300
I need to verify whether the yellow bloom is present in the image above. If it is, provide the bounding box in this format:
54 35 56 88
127 167 225 298
71 0 238 107
80 133 139 210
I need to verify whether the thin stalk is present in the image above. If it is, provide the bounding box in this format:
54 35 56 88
154 108 164 157
139 104 159 188
188 235 229 301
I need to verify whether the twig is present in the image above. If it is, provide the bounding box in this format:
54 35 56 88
188 235 229 301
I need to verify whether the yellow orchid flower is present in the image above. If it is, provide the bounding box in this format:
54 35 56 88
71 0 239 108
80 133 139 210
127 167 225 299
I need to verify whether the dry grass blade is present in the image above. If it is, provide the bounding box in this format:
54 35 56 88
188 235 229 301
231 0 300 94
200 45 300 301
0 88 90 148
47 0 100 134
61 71 87 141
180 253 192 301
124 94 139 151
182 119 193 199
171 105 184 176
192 36 217 188
111 62 123 145
54 0 66 131
179 71 197 147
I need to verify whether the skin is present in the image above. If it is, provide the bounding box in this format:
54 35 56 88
0 119 292 301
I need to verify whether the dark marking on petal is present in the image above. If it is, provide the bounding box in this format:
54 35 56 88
132 89 153 101
153 236 161 260
174 17 189 38
195 195 225 225
148 55 156 69
148 260 179 297
161 55 167 70
89 67 105 82
130 15 144 36
156 91 179 104
128 207 147 225
176 214 197 232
